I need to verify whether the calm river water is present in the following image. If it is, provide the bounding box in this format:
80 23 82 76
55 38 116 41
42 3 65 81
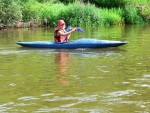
0 25 150 113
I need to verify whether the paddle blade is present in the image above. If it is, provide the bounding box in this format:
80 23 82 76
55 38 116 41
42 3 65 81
66 26 71 32
76 27 84 32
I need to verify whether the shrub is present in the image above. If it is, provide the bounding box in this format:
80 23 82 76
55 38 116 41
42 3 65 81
59 0 127 8
124 5 144 24
0 0 22 24
140 7 150 22
40 3 66 26
22 0 42 21
40 2 124 26
37 0 59 3
59 3 100 26
90 0 127 8
99 8 124 25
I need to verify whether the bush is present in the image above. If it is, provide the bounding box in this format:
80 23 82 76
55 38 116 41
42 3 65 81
40 3 66 26
89 0 127 8
37 0 58 3
59 0 127 8
0 0 22 24
140 7 150 22
58 0 75 4
59 3 100 26
0 0 148 26
99 8 124 25
40 2 124 26
124 5 144 24
22 0 42 21
125 0 150 5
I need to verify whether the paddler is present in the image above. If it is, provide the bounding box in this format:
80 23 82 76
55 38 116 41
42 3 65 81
54 20 76 42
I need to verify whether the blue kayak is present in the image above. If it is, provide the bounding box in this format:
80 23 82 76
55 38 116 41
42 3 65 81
16 38 127 49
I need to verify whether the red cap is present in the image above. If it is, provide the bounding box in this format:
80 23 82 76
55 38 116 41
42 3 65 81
58 20 65 26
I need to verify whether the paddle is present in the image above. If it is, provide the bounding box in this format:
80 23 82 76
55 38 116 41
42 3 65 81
66 26 84 32
66 26 71 32
76 27 84 32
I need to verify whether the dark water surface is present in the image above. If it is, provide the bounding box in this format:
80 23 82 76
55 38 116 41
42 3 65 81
0 25 150 113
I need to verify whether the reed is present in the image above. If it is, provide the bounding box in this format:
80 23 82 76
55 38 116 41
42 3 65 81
124 5 144 24
59 3 100 26
22 0 42 21
40 3 66 26
40 2 124 26
99 8 124 25
20 1 150 26
1 0 150 26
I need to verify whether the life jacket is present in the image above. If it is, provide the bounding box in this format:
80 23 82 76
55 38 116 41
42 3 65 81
54 28 68 42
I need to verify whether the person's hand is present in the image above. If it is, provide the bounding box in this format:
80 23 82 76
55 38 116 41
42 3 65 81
72 27 76 32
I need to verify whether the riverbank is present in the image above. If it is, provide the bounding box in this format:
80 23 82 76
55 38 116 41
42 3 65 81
0 19 39 30
0 0 150 30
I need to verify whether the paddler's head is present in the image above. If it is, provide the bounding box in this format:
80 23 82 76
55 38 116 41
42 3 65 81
58 20 66 29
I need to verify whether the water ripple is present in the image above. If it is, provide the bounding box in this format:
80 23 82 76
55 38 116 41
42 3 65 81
43 94 97 102
107 90 135 97
40 93 54 97
18 96 39 101
0 50 28 55
14 103 36 107
134 84 150 88
0 102 14 112
130 74 150 88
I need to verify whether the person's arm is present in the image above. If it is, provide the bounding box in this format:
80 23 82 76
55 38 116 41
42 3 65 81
58 28 76 36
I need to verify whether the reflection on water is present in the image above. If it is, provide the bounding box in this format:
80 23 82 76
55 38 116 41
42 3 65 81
55 51 70 86
53 48 123 86
0 25 150 113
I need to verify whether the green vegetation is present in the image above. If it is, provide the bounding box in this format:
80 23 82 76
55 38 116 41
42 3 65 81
0 0 150 27
0 0 22 25
60 0 127 8
124 5 144 24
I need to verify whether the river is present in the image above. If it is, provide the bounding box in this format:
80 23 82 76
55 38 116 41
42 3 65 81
0 25 150 113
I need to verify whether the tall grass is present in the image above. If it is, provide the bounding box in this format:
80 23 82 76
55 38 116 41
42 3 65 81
124 5 144 24
22 2 146 26
0 0 149 26
22 0 42 21
38 2 124 26
59 3 100 26
99 8 124 25
40 3 66 26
